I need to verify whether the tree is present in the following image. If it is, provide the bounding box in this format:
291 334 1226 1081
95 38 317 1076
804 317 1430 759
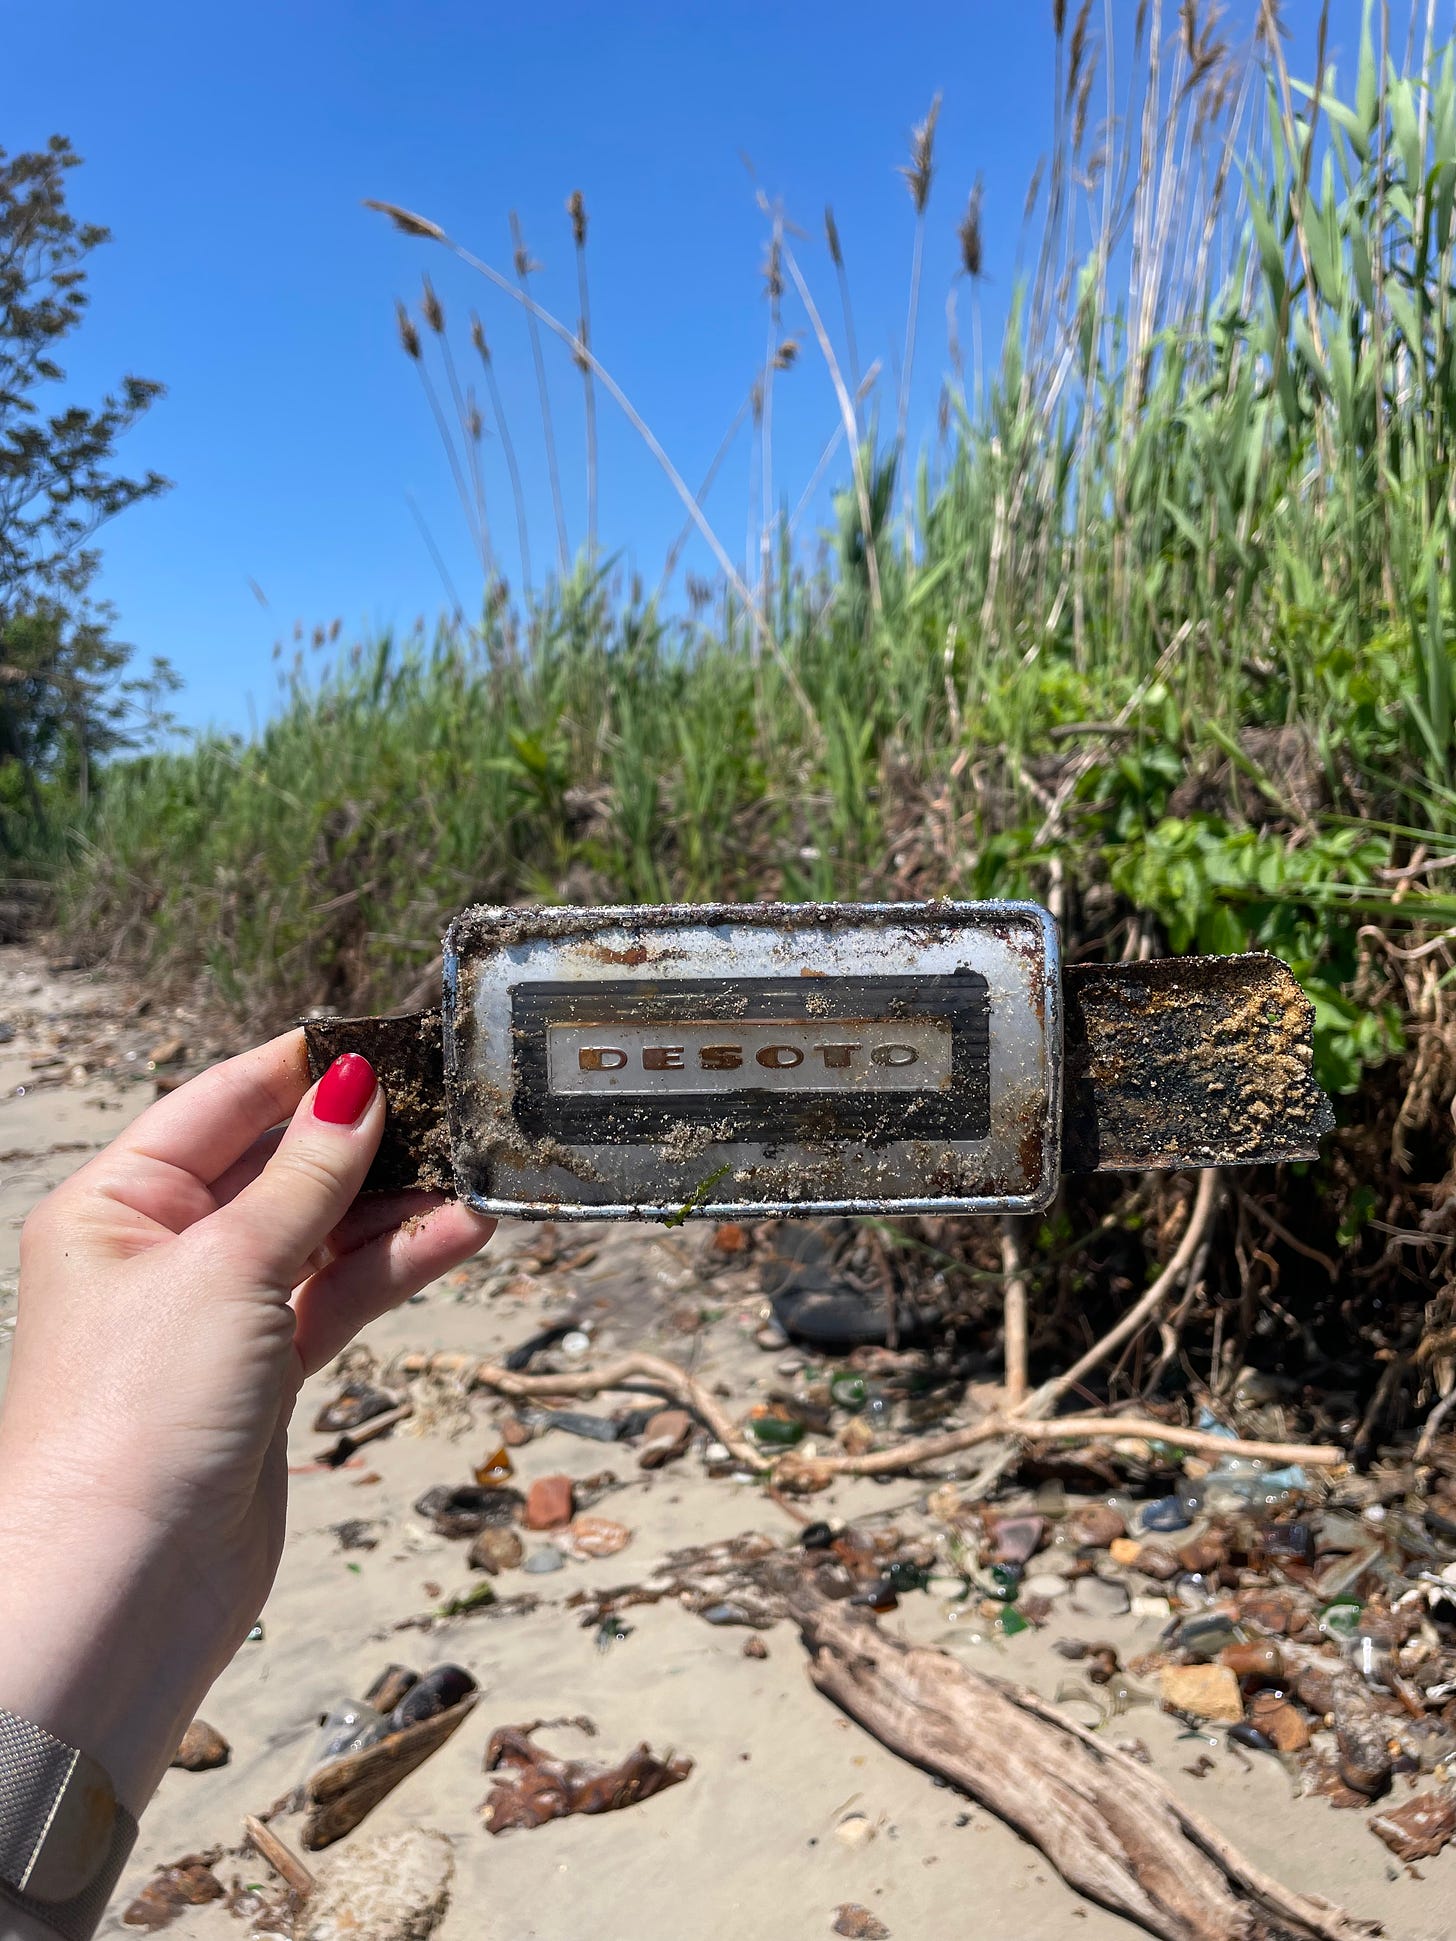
0 136 171 851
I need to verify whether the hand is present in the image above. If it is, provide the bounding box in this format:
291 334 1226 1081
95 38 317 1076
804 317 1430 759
0 1033 494 1817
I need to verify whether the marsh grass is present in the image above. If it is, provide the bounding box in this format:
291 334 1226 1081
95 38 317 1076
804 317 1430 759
48 2 1456 1112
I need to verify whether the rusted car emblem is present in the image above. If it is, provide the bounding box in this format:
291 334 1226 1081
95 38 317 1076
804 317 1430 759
304 901 1334 1221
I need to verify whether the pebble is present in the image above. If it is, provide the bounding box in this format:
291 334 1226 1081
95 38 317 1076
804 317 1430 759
1175 1535 1226 1576
833 1813 876 1849
832 1906 889 1940
991 1515 1045 1567
1071 1576 1130 1619
637 1408 693 1470
1248 1692 1310 1753
561 1515 632 1559
1066 1505 1125 1548
1160 1663 1243 1723
743 1636 769 1660
560 1330 592 1358
523 1546 565 1574
1108 1537 1143 1567
171 1720 230 1771
1022 1573 1070 1601
1219 1640 1284 1684
468 1527 524 1575
1130 1594 1172 1620
1134 1544 1181 1582
1140 1496 1191 1533
523 1475 575 1530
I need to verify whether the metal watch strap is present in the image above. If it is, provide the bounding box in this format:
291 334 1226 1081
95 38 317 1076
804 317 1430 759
0 1710 138 1940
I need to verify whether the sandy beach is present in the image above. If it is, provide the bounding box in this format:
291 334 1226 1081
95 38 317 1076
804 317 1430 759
0 945 1446 1941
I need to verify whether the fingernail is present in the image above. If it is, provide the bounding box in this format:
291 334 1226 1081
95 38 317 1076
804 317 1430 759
314 1053 376 1125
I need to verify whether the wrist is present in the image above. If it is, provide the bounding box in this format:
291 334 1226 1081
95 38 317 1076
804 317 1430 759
0 1449 232 1816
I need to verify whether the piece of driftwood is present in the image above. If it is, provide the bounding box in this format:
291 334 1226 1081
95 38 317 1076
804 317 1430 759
784 1586 1376 1941
301 1694 477 1850
242 1814 315 1900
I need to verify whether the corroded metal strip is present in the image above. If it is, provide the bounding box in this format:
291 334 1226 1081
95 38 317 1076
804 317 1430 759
304 1008 449 1194
303 951 1333 1197
1061 953 1334 1173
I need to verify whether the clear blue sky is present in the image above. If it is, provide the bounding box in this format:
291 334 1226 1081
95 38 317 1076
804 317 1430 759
6 0 1293 733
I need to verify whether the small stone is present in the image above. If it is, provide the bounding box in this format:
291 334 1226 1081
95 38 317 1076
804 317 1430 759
1161 1663 1243 1723
1248 1692 1310 1753
523 1546 565 1574
523 1475 575 1530
713 1222 749 1254
1109 1537 1143 1567
561 1515 631 1559
1140 1496 1191 1533
1135 1544 1181 1582
991 1515 1045 1566
1071 1576 1130 1618
1334 1687 1392 1798
833 1905 890 1939
638 1408 693 1470
1130 1594 1173 1620
301 1827 454 1941
1176 1535 1227 1576
1219 1641 1284 1684
743 1636 769 1660
468 1527 524 1575
1065 1505 1125 1548
833 1813 876 1849
1022 1573 1069 1600
1370 1790 1456 1862
171 1722 229 1771
499 1414 533 1447
1238 1589 1294 1634
560 1330 592 1357
147 1035 187 1065
755 1322 789 1351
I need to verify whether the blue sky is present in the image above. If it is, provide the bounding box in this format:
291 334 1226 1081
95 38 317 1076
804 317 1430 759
7 0 1295 732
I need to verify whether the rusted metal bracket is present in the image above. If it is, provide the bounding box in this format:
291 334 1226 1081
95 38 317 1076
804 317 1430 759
304 902 1332 1219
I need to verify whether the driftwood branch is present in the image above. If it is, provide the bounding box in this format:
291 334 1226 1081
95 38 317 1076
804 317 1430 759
776 1411 1341 1485
784 1585 1375 1941
242 1815 315 1901
388 1350 759 1467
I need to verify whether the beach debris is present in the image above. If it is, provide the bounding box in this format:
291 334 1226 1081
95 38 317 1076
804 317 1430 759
637 1407 694 1469
832 1907 890 1939
314 1380 399 1435
390 1665 477 1729
437 1583 496 1617
480 1725 692 1833
242 1813 316 1904
468 1527 524 1574
363 1665 418 1713
170 1719 230 1771
332 1518 378 1552
533 1407 620 1442
595 1614 633 1651
743 1635 769 1659
786 1583 1375 1941
318 1402 412 1468
524 1475 576 1529
298 1827 453 1941
1369 1791 1456 1862
121 1852 225 1929
415 1483 523 1538
561 1514 631 1560
473 1444 515 1483
1066 1505 1125 1548
303 1677 479 1849
1247 1692 1310 1753
991 1515 1045 1566
1160 1665 1243 1723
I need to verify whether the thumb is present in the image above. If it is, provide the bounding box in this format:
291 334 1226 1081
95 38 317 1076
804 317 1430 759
208 1054 384 1289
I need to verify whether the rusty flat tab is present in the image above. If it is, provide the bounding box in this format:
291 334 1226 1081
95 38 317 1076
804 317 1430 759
1061 953 1333 1172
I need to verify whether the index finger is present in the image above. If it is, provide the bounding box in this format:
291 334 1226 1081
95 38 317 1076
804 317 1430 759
115 1030 312 1184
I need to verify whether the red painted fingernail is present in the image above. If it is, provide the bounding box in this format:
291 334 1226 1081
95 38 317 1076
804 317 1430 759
314 1053 376 1125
